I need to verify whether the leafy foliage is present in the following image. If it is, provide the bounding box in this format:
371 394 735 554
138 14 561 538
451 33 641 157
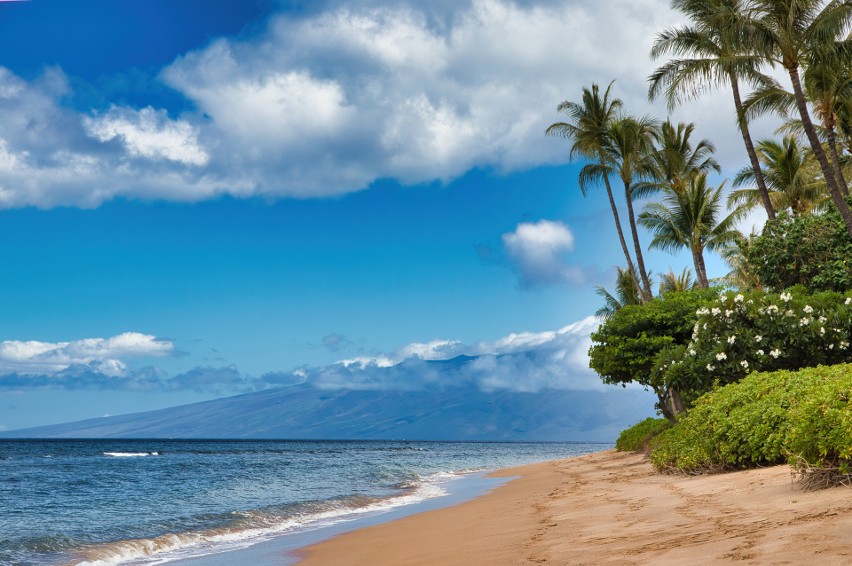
615 417 671 452
589 288 719 418
655 288 852 395
744 203 852 292
650 364 852 479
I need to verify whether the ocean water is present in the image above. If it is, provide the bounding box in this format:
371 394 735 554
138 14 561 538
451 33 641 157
0 439 610 565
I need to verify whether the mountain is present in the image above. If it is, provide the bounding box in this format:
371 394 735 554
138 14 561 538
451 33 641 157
0 383 655 441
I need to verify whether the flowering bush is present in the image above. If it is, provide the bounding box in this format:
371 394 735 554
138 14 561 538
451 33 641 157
654 288 852 393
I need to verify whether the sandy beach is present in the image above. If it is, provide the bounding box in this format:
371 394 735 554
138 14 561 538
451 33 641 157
298 449 852 565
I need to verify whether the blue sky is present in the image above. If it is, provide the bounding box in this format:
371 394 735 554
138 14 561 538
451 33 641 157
0 0 770 430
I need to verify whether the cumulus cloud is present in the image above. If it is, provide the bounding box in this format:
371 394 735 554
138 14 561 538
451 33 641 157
0 332 174 376
0 0 772 208
502 219 586 287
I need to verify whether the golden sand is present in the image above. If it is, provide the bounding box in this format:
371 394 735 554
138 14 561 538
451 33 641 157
298 449 852 565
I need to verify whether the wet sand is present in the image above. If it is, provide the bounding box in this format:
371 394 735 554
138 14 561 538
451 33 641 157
297 449 852 565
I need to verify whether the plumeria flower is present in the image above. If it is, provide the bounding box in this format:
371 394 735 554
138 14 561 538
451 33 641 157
803 305 814 314
727 335 736 345
820 327 826 335
756 350 764 356
770 349 781 358
716 352 727 361
706 364 715 372
734 294 744 303
846 297 852 305
800 317 811 326
780 292 792 302
711 307 721 316
818 316 827 323
689 349 696 356
755 335 763 342
740 360 749 369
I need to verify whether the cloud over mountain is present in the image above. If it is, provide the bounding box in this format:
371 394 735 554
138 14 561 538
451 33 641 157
0 317 606 395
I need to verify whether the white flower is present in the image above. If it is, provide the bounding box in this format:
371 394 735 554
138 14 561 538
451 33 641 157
696 307 710 316
725 309 733 318
734 294 744 303
766 304 779 313
770 349 781 358
818 316 827 323
711 307 721 316
846 297 852 305
841 341 850 351
740 360 749 369
716 352 728 361
786 310 795 317
803 305 814 314
820 327 826 335
727 335 736 345
781 292 792 302
706 364 715 372
755 335 763 343
829 344 835 350
756 349 764 356
689 349 696 356
800 317 811 326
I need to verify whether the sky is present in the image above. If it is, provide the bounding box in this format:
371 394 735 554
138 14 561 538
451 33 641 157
0 0 776 431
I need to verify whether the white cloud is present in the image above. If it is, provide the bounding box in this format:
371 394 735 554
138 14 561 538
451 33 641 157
0 0 786 207
84 106 209 166
305 315 604 392
0 332 174 377
502 219 585 287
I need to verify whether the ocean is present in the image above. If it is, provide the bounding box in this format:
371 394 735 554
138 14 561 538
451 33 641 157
0 439 610 565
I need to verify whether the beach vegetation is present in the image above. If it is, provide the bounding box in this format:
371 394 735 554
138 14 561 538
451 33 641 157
588 287 719 421
650 363 852 489
615 417 672 452
742 200 852 292
654 287 852 393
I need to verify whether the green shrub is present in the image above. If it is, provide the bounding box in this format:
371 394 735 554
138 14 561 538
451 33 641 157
615 418 671 452
650 364 852 478
655 288 852 394
745 202 852 293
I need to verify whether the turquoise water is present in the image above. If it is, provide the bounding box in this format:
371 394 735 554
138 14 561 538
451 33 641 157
0 439 610 565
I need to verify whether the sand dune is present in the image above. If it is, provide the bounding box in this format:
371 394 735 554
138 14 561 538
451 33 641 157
298 449 852 564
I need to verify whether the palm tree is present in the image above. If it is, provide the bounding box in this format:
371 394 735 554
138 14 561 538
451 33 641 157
580 115 659 300
659 267 697 293
546 83 644 299
749 0 852 236
719 235 762 289
729 136 827 215
648 0 778 219
639 174 747 288
594 266 643 319
742 51 852 197
640 120 720 197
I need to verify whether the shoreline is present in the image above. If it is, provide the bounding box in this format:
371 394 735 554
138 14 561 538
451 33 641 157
296 449 852 565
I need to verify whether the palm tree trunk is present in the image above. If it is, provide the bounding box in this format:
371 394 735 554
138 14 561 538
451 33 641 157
599 150 642 295
623 182 654 301
788 67 852 238
730 75 776 220
826 122 850 197
692 245 709 288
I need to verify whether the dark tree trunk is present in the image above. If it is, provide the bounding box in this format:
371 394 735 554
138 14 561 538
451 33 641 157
789 67 852 238
623 182 654 301
691 245 709 288
656 389 677 423
731 75 776 220
826 122 849 197
599 150 642 298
